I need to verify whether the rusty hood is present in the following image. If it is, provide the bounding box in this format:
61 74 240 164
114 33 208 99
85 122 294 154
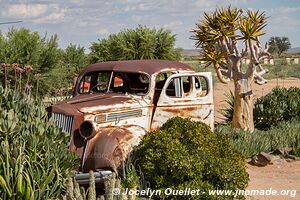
50 93 147 115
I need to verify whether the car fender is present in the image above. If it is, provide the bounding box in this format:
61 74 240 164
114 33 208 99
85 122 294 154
81 125 146 172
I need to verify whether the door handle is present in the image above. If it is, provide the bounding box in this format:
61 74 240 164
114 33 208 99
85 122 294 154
203 109 213 120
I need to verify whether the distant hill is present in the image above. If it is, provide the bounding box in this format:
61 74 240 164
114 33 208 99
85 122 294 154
182 49 200 57
286 47 300 54
182 47 300 57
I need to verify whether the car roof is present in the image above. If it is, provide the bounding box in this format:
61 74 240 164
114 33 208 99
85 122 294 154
79 60 194 76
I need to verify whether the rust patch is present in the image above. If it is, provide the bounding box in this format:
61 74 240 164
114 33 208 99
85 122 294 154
81 126 142 172
162 106 198 113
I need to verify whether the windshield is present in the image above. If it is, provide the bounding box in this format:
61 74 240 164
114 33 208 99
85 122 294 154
78 71 149 95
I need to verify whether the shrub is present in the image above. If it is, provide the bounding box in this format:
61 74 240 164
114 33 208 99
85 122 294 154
222 87 300 130
0 86 79 199
292 147 300 157
133 117 249 199
254 87 300 129
216 120 300 158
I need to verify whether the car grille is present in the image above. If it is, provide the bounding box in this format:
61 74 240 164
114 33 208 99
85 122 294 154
51 113 74 134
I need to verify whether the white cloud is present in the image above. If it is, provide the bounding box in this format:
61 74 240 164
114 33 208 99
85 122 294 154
163 20 183 30
124 3 151 12
4 4 48 18
1 0 299 49
33 5 66 24
282 6 300 13
96 28 110 36
194 0 216 9
131 15 142 23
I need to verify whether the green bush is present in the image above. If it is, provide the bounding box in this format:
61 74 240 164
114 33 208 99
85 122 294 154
292 147 300 157
222 87 300 130
216 120 300 158
254 87 300 129
0 86 79 199
133 117 249 199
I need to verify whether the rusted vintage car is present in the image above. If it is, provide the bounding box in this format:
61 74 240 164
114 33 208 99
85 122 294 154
48 60 214 184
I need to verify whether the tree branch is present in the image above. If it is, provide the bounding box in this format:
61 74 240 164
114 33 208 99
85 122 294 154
220 62 232 78
254 71 268 85
248 40 259 63
218 39 230 56
224 36 234 55
214 63 230 84
232 38 241 57
258 42 271 62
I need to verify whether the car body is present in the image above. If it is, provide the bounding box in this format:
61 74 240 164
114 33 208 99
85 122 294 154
48 60 214 183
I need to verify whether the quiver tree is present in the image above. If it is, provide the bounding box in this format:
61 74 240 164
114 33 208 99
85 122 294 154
192 7 270 132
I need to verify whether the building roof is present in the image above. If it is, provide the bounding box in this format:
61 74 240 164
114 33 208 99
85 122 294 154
79 60 194 76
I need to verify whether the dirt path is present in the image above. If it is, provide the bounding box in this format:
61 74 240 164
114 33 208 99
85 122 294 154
246 161 300 200
213 78 300 122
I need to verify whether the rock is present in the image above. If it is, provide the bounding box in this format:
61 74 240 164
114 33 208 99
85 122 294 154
272 157 287 168
251 152 273 167
250 150 299 167
272 148 293 156
286 154 298 160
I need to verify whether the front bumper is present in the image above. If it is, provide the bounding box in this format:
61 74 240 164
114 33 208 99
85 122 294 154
75 170 113 185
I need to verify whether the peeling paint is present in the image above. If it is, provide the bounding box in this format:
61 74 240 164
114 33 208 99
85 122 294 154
48 61 214 172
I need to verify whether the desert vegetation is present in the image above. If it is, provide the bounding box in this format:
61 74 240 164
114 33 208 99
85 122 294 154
0 4 299 199
0 86 79 199
133 117 249 199
192 7 270 132
218 87 300 158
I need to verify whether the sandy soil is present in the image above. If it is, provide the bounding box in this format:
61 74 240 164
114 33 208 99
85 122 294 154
213 78 300 200
246 161 300 200
213 78 300 122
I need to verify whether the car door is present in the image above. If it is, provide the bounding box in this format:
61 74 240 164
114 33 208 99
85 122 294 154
151 72 214 130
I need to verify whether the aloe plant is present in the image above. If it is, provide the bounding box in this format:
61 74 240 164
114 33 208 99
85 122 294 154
0 86 80 199
216 119 300 157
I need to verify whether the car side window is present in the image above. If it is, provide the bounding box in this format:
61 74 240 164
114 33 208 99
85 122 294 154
166 75 209 98
195 76 208 97
166 76 191 98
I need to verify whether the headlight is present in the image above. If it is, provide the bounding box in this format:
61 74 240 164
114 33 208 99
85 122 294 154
79 120 96 139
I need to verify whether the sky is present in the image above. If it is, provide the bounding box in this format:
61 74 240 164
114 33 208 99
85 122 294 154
0 0 299 50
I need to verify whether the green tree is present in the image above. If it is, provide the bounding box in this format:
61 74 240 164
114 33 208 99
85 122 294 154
0 32 6 62
192 7 270 132
0 28 64 96
268 36 291 57
47 44 87 94
63 43 87 75
38 34 62 74
89 25 181 63
0 28 88 97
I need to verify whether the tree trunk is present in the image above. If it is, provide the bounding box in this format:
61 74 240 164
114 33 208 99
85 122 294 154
232 79 254 132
